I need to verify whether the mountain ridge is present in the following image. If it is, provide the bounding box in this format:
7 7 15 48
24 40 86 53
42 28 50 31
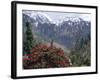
23 12 91 49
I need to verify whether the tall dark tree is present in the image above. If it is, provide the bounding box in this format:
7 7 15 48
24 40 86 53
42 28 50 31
23 22 35 55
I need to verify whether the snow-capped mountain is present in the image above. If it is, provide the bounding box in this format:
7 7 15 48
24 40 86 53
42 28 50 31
56 17 85 26
23 12 91 49
63 17 83 22
26 12 52 24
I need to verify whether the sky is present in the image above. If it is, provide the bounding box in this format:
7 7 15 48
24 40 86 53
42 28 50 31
23 10 91 23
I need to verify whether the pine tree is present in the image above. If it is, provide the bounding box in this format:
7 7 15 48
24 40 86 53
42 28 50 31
23 22 34 55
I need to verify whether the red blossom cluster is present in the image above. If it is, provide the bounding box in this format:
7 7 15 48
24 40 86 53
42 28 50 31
23 44 72 69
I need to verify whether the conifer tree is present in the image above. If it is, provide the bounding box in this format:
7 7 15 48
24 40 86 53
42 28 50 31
23 22 34 55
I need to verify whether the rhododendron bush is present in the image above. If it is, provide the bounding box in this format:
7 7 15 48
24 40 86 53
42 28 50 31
23 44 72 69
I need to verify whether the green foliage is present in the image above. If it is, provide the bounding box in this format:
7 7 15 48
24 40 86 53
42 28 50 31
69 37 91 67
23 22 36 55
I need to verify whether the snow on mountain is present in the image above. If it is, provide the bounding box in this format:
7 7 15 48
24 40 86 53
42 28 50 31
51 16 89 27
23 11 89 26
28 12 52 24
64 17 82 22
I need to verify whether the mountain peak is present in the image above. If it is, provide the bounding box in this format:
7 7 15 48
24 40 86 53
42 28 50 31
29 12 52 24
63 17 83 22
